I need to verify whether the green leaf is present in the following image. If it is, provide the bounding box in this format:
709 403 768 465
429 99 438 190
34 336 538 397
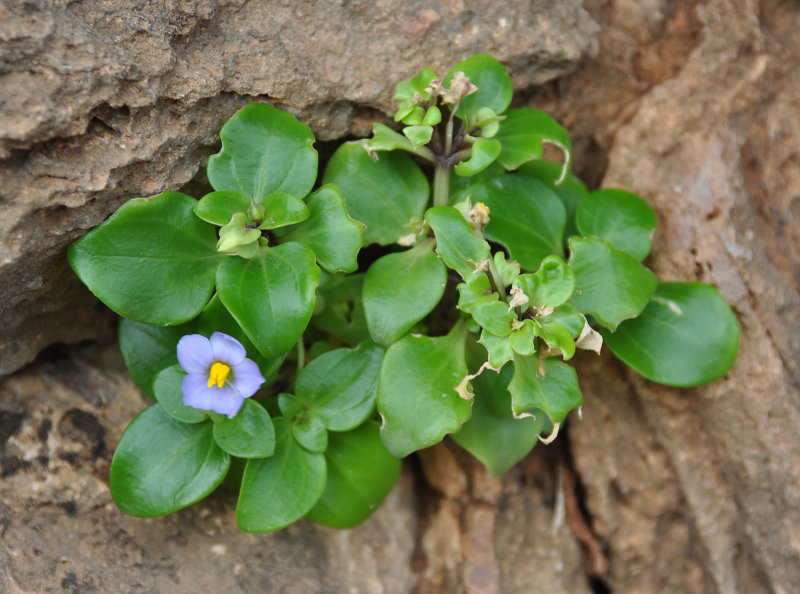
400 106 425 125
193 191 252 226
312 273 371 346
69 191 222 325
403 124 434 146
576 188 658 261
236 417 326 533
533 319 576 360
568 237 658 330
282 184 363 273
425 206 491 279
471 301 516 337
212 399 276 458
216 242 320 359
495 108 572 179
323 141 429 245
109 406 229 517
207 103 317 200
478 330 515 369
509 356 582 423
513 255 575 309
258 193 311 230
306 421 401 528
363 242 446 346
449 160 505 204
469 175 566 271
294 342 386 432
509 319 536 356
457 272 497 314
445 54 513 119
451 365 545 475
364 123 435 162
153 365 208 424
454 137 502 177
536 303 586 337
377 324 471 457
119 318 193 398
518 162 590 240
545 303 586 336
602 282 740 387
493 252 521 288
292 414 328 453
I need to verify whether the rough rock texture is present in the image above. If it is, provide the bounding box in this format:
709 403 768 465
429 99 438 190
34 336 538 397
3 0 800 592
546 0 800 592
0 0 598 376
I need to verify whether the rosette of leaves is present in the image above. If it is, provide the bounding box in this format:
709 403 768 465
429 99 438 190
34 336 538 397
68 53 740 531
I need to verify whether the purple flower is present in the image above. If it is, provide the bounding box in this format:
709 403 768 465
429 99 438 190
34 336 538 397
176 332 265 419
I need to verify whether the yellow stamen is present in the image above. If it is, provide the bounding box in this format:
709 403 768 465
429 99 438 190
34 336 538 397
208 362 231 388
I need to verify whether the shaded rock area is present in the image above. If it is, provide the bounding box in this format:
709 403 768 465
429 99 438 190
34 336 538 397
3 0 800 592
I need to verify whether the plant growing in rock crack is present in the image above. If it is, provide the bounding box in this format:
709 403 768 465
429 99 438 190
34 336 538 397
68 54 740 532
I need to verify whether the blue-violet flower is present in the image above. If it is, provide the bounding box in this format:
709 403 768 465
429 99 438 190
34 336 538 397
176 332 265 418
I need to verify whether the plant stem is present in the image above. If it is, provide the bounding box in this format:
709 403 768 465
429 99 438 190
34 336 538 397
296 339 305 370
433 162 450 207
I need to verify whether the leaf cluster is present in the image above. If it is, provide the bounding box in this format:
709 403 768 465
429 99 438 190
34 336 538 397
68 55 740 531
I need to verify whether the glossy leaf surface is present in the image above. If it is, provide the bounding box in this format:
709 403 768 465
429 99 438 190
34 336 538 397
323 141 429 245
236 418 326 533
291 414 328 453
69 191 221 325
454 137 502 177
216 242 320 359
193 191 252 226
119 318 192 398
363 243 446 346
495 108 572 176
110 406 229 517
518 161 590 239
207 103 317 200
306 421 401 528
282 184 363 273
568 237 658 330
378 325 471 457
425 206 491 279
514 255 575 309
509 356 582 423
602 282 740 386
469 175 566 271
153 365 208 424
576 188 657 261
258 192 311 229
212 399 276 458
294 342 385 432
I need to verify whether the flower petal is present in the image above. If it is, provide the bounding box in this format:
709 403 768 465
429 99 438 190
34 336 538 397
209 391 245 419
231 359 266 398
210 332 246 366
182 373 216 410
177 334 214 374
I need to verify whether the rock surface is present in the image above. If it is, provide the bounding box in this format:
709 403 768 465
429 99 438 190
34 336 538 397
3 0 800 592
552 0 800 592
